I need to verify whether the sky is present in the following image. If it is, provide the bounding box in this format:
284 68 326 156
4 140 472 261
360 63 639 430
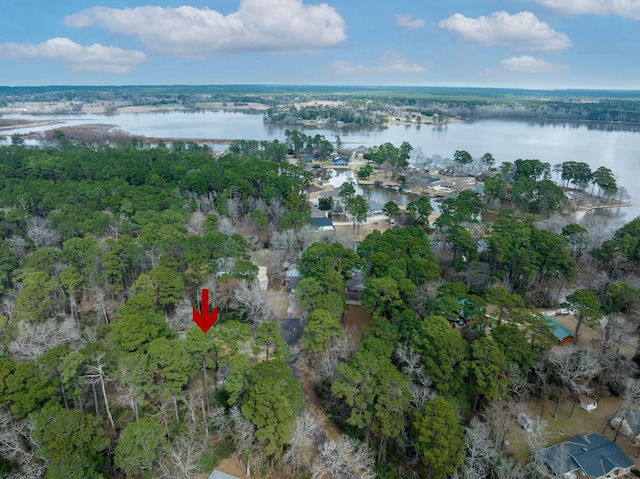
0 0 639 89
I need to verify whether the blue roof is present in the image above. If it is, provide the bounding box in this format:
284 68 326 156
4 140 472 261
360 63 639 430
545 315 573 341
311 217 334 228
540 433 634 478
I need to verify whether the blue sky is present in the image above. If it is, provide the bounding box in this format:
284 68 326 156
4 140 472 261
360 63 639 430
1 0 639 89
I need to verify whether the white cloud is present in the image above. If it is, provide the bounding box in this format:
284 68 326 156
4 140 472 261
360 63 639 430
395 14 426 30
0 37 147 73
499 55 568 73
535 0 640 20
331 52 426 75
64 0 347 57
439 11 571 53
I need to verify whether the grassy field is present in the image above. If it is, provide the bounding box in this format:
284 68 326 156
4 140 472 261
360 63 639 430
505 395 640 467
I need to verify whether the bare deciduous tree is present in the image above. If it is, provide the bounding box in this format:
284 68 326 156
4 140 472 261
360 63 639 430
186 210 206 236
226 187 244 225
282 411 320 477
463 418 498 479
270 225 317 256
84 353 116 432
549 346 602 419
312 435 375 479
157 426 205 479
2 293 16 320
611 378 640 442
595 313 636 357
185 191 217 213
7 235 27 260
167 298 195 332
312 328 357 385
263 198 286 228
9 318 82 361
218 217 237 236
493 455 524 479
0 410 45 478
89 283 111 324
413 282 439 317
396 344 436 411
229 406 259 476
26 216 60 249
231 281 274 324
525 416 549 471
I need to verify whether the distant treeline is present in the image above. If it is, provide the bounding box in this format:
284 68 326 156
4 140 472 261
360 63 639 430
2 85 640 123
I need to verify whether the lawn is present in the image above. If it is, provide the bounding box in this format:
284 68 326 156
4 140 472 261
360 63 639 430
505 395 640 467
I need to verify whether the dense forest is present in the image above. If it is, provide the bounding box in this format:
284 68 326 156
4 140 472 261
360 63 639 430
2 85 640 124
1 130 640 479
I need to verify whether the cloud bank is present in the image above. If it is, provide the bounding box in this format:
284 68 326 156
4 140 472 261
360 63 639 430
64 0 347 57
395 14 426 30
439 11 572 53
0 37 147 73
499 55 567 73
535 0 640 20
331 51 426 75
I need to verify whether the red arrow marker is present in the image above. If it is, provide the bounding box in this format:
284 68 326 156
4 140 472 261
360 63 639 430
192 288 219 333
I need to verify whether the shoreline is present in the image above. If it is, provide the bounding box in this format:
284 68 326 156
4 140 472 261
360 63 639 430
572 202 633 222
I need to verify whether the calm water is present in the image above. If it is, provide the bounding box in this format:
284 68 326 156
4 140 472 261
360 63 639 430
1 110 639 220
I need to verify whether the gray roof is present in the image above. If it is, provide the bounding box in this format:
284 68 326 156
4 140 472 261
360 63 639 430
208 471 241 479
368 200 384 213
539 433 633 478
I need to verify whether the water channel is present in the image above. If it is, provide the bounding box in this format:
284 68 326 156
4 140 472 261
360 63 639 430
1 109 639 220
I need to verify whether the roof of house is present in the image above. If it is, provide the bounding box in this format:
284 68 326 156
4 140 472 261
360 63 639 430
285 267 300 279
545 315 574 342
208 471 241 479
539 433 634 478
311 216 334 228
368 200 384 213
332 157 349 165
347 270 365 292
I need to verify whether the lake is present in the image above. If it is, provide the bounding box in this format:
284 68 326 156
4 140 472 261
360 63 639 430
1 110 639 221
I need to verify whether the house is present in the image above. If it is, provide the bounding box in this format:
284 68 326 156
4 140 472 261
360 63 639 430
393 214 414 228
580 395 598 412
208 471 241 479
284 264 300 290
545 315 574 346
302 154 315 163
347 269 365 298
354 145 369 156
332 157 349 166
367 200 385 215
311 216 335 231
469 184 484 195
610 410 640 445
538 433 634 479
